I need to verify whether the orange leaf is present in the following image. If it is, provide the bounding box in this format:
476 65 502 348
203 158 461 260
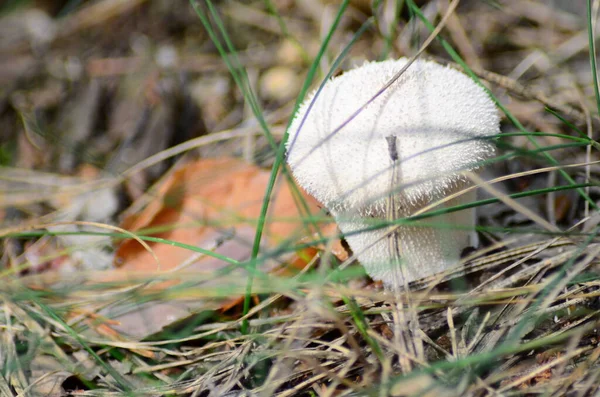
116 157 323 273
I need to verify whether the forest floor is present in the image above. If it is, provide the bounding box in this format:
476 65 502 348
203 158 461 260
1 0 600 396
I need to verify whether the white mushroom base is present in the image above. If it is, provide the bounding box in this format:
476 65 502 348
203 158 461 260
334 191 478 290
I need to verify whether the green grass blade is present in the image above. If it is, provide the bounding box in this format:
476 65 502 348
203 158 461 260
587 0 600 117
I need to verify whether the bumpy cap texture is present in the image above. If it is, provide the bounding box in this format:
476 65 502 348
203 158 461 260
286 58 500 214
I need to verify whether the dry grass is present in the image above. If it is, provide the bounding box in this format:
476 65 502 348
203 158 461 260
2 0 600 396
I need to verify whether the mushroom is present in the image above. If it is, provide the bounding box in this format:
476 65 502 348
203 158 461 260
286 58 500 290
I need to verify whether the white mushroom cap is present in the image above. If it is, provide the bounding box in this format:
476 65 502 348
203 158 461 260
286 58 500 289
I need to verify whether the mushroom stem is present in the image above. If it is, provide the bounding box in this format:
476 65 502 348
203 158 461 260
333 189 477 290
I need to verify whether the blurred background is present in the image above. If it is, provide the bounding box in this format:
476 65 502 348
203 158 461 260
2 1 600 395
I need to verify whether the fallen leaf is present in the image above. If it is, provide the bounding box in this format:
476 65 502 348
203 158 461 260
101 157 334 337
116 157 322 272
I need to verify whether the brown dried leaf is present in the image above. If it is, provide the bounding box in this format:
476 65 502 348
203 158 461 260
116 157 321 272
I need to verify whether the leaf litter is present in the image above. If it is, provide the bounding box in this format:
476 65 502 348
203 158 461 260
1 0 600 396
